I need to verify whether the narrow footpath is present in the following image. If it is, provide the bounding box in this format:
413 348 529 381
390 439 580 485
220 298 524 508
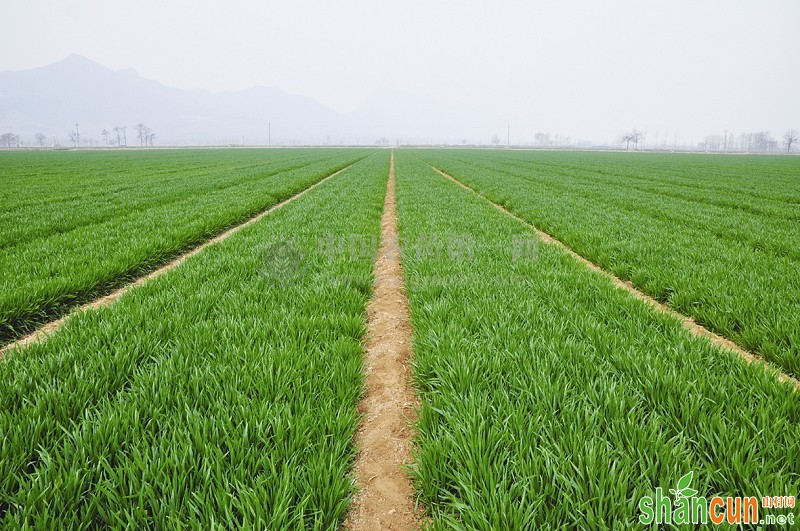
345 152 420 530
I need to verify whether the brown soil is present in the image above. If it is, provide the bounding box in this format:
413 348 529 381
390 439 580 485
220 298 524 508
0 163 355 358
431 166 800 392
344 152 420 530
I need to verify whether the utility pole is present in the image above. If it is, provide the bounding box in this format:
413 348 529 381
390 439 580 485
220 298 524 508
75 123 80 147
723 129 728 152
268 122 271 147
507 124 510 147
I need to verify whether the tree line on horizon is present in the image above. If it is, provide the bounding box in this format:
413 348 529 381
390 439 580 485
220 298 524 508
619 128 798 153
0 126 798 152
0 123 156 148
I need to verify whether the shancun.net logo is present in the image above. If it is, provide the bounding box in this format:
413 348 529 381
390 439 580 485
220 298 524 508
639 472 796 526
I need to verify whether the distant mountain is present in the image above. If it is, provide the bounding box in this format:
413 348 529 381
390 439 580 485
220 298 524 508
0 54 509 145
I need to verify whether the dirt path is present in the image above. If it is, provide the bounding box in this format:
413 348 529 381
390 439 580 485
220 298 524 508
0 163 357 358
431 165 800 392
345 152 420 530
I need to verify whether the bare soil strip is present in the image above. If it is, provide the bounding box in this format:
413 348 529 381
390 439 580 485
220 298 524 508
345 152 420 530
431 165 800 392
0 163 357 358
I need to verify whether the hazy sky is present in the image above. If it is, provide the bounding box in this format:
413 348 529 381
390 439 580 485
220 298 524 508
2 0 798 143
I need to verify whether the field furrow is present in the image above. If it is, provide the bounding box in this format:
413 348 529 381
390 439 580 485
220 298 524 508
346 153 420 529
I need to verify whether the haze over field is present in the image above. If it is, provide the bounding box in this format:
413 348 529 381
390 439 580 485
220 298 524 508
1 0 798 146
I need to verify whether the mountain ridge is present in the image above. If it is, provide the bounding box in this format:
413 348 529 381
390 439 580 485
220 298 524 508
0 55 508 145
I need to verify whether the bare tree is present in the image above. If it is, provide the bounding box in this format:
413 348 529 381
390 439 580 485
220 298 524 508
621 133 633 150
621 129 643 150
734 131 777 152
147 130 156 147
630 129 643 149
785 129 798 153
754 131 777 152
1 132 18 147
101 129 109 147
534 132 551 146
702 134 724 151
491 134 500 145
135 123 153 147
34 133 47 147
121 126 127 146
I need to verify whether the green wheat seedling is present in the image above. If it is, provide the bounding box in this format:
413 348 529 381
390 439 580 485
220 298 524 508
393 152 800 528
0 148 373 344
412 148 800 377
0 152 390 528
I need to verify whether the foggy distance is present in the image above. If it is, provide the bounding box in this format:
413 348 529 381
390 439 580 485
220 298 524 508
1 0 798 148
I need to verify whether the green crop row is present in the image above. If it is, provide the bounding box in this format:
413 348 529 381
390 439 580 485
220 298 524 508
422 149 800 266
0 149 373 344
429 150 800 260
0 149 330 249
0 151 389 528
465 149 800 202
412 149 800 377
0 149 340 208
393 153 799 528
